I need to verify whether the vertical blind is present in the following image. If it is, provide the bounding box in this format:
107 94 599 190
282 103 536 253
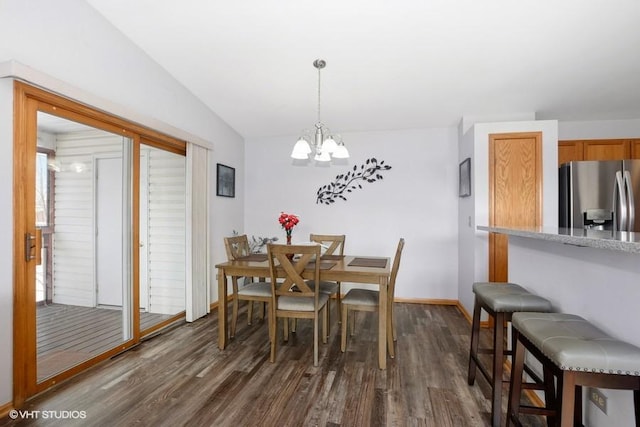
185 143 210 321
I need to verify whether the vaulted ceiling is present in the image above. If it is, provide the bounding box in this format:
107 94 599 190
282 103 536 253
87 0 640 139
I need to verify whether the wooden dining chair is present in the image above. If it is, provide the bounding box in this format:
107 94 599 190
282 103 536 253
267 243 329 366
308 233 345 326
340 238 405 357
224 235 271 337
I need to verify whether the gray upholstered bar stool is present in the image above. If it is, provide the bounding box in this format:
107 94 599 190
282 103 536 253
467 282 553 427
508 312 640 427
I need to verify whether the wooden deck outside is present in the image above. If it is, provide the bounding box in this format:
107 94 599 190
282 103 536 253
36 304 172 381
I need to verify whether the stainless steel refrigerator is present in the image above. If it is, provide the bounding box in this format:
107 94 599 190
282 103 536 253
559 160 640 232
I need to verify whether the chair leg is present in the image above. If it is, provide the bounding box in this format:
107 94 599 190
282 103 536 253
467 297 482 385
336 282 342 323
283 317 289 342
543 366 557 427
391 302 397 342
247 301 254 325
634 389 640 426
491 311 506 427
341 304 348 352
574 385 583 427
313 313 319 366
350 310 356 336
260 302 266 320
560 372 577 427
322 306 328 344
325 296 332 337
556 372 564 427
387 303 395 358
231 278 239 338
269 312 277 363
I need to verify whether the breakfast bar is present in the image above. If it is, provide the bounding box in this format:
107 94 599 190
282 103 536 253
478 225 640 425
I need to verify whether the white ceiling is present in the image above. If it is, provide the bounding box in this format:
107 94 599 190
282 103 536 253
87 0 640 139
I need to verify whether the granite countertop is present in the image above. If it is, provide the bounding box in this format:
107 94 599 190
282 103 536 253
477 225 640 254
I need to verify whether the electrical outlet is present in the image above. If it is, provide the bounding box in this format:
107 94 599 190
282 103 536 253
589 387 607 414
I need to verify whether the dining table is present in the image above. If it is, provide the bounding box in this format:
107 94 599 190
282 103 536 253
215 253 392 369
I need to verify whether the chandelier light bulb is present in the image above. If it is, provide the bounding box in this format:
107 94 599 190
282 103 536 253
291 137 312 159
323 135 338 153
332 143 350 159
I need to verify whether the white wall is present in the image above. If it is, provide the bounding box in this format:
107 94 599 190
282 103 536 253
245 128 459 300
0 0 244 406
457 120 559 315
457 122 476 315
559 118 640 140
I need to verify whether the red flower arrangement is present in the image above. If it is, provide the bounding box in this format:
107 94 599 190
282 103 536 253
278 212 300 242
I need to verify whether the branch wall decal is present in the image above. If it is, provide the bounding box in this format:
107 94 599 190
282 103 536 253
316 158 392 204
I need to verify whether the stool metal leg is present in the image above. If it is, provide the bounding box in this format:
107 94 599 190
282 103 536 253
468 297 482 385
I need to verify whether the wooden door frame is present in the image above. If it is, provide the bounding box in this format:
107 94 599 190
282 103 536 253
488 131 543 281
12 81 186 406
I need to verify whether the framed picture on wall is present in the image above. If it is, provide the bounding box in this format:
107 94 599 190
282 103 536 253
459 157 471 197
216 163 235 198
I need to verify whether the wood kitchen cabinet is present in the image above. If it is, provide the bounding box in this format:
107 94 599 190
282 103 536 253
558 141 583 165
631 140 640 159
558 139 640 165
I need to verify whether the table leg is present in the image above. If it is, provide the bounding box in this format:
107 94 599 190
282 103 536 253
217 268 228 350
378 275 388 369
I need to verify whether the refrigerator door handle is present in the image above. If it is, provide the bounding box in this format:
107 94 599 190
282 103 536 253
624 170 634 232
615 171 628 232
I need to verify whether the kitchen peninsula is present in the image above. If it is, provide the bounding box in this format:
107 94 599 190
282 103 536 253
478 225 640 425
478 225 640 253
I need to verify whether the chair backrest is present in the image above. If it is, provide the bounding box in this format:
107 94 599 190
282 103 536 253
389 238 405 300
309 233 345 256
267 243 321 302
224 234 250 260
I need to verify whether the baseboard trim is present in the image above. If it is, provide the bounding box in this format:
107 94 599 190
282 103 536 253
212 296 490 328
394 297 458 305
0 401 13 419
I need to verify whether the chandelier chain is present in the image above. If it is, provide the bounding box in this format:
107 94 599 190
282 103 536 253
317 64 322 126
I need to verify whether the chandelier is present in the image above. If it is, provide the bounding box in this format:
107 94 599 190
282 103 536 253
291 59 349 162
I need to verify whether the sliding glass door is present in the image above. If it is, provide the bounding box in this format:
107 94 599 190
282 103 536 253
13 82 188 403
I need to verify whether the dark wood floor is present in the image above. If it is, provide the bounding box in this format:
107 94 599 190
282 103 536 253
37 304 172 381
5 303 546 426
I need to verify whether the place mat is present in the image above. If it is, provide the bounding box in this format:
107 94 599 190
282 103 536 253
348 257 388 268
235 253 268 262
306 261 337 270
320 254 345 261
